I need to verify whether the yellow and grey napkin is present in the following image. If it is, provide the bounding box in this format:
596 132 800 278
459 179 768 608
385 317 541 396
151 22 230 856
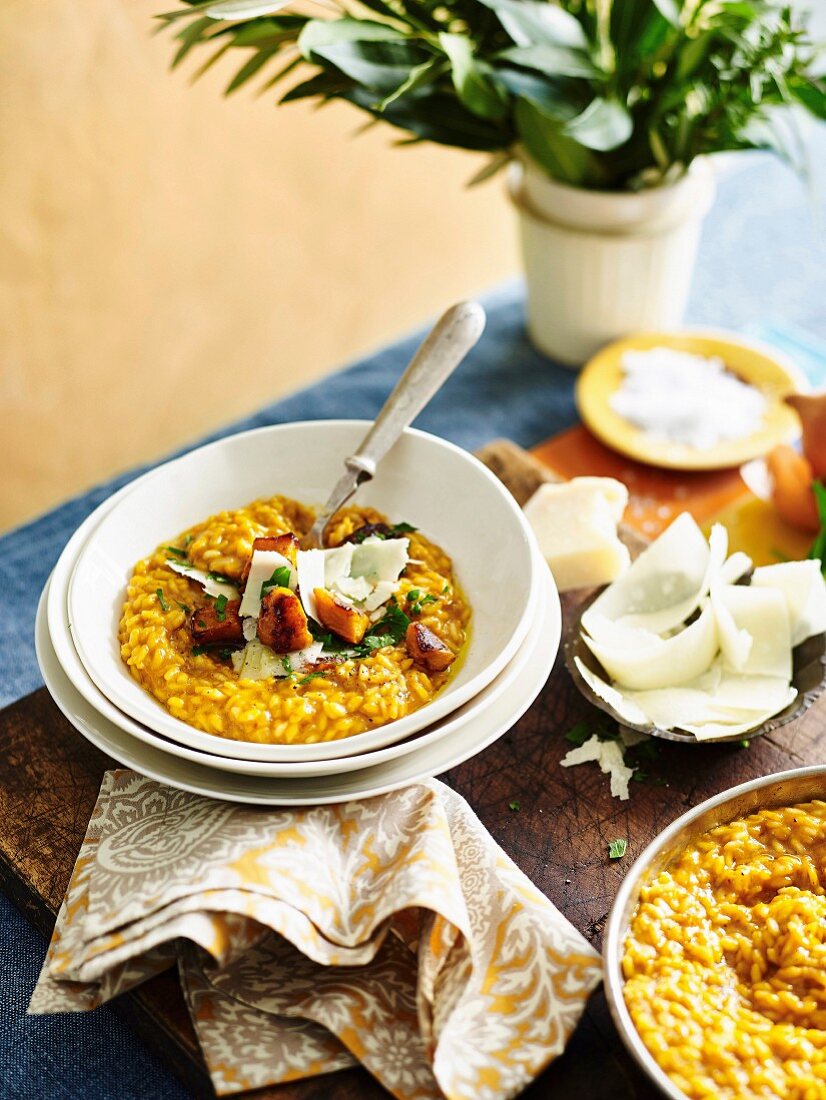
30 771 601 1099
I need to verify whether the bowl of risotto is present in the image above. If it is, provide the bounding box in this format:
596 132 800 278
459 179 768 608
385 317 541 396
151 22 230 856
604 765 826 1100
68 420 540 762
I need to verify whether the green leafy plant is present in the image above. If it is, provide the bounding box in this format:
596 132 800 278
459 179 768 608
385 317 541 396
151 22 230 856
159 0 825 190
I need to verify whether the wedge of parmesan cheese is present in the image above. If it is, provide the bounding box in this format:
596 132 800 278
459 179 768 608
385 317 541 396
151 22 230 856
523 477 630 593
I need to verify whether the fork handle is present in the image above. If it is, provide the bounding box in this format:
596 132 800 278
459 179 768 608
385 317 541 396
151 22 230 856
346 301 486 481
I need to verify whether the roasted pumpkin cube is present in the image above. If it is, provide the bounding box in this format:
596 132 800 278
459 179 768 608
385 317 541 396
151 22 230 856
190 600 244 647
406 622 455 672
257 587 313 652
314 587 369 645
240 533 300 588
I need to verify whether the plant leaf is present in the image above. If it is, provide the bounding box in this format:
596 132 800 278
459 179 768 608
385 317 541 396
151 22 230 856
475 0 589 50
203 0 293 19
563 97 633 151
378 57 445 110
651 0 681 27
514 97 605 186
299 18 406 58
172 16 220 68
439 32 508 121
497 44 599 80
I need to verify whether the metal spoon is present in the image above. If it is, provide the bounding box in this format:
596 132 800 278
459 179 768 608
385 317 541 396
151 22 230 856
301 301 486 550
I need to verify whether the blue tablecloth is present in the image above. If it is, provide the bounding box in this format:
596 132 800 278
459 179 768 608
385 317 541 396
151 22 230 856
2 143 825 1099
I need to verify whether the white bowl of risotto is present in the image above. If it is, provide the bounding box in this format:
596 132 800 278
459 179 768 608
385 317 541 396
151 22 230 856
68 420 541 762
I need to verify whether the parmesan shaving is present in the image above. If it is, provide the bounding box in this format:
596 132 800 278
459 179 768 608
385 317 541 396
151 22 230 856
167 560 239 600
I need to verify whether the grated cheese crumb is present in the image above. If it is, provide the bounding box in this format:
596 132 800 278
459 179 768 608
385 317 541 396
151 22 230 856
560 735 634 801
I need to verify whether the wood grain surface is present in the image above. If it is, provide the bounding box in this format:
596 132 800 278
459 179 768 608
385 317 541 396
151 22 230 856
2 439 824 1099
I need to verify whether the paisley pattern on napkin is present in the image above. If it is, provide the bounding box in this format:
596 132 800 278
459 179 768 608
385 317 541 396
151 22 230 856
30 771 601 1100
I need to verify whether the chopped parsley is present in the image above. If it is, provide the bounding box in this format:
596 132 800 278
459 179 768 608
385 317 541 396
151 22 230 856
261 566 292 599
404 589 439 615
183 534 193 546
608 838 628 860
508 799 521 812
176 601 190 614
214 594 228 622
309 598 411 659
350 521 418 544
165 546 188 560
192 645 208 656
738 738 751 749
298 671 325 685
282 655 293 675
155 589 169 612
442 584 450 595
207 569 237 586
564 721 596 746
219 647 234 660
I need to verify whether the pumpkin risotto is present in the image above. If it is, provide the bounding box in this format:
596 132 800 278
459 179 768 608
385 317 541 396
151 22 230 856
622 799 826 1100
118 496 470 744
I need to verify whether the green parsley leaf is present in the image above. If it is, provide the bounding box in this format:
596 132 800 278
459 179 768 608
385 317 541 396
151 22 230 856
298 671 325 685
215 594 228 622
442 584 450 595
183 535 193 546
389 522 417 536
508 799 521 812
738 738 750 748
219 647 234 660
407 589 421 602
564 721 592 746
207 569 237 586
608 838 628 860
155 589 170 612
192 645 208 656
165 546 188 560
176 601 191 614
261 565 292 599
282 655 292 675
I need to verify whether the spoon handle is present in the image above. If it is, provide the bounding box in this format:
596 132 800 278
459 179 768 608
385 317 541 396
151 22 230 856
345 300 486 482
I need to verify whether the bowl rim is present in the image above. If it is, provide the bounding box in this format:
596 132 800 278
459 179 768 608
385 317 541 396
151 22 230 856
48 491 555 776
67 418 542 762
603 763 826 1100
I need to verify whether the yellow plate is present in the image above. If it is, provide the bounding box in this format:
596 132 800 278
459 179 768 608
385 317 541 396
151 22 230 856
576 331 802 471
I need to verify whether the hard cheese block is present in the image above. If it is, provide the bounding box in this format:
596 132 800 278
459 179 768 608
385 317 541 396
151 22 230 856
524 477 630 593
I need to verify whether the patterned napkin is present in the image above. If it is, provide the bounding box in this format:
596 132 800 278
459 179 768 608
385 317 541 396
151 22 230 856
30 771 601 1099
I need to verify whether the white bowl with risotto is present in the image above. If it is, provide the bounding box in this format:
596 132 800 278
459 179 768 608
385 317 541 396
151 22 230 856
68 421 541 762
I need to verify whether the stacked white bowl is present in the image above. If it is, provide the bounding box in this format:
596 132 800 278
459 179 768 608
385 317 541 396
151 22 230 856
38 422 560 804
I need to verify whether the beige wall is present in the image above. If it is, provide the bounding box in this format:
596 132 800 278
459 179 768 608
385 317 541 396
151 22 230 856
0 0 516 533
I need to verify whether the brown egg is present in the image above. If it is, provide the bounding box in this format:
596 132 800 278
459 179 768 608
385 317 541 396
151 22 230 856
766 444 819 532
786 393 826 479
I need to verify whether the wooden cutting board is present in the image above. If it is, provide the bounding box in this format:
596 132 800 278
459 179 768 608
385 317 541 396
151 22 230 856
1 439 825 1100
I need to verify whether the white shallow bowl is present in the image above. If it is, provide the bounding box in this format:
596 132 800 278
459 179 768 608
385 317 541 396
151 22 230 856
38 578 557 805
68 421 539 762
49 550 556 777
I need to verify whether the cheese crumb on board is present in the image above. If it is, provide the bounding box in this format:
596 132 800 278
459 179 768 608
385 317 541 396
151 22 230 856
560 735 633 801
523 477 630 593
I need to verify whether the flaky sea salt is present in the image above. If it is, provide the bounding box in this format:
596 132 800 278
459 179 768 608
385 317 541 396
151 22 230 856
610 347 767 450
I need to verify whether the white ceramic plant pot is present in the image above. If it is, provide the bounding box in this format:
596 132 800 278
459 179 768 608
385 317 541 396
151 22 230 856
509 156 716 367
